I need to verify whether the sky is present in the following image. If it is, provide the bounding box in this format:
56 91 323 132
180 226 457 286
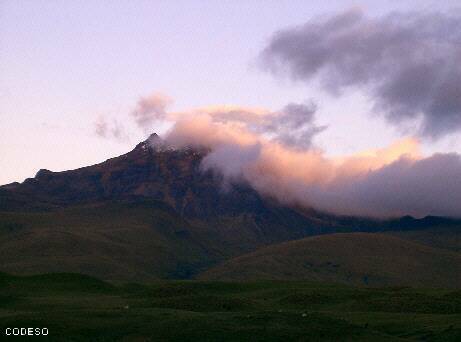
1 0 461 216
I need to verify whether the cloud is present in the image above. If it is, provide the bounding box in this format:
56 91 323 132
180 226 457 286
130 92 172 132
260 8 461 139
94 116 109 137
313 152 461 217
160 107 461 218
166 103 325 150
94 116 128 142
104 91 461 218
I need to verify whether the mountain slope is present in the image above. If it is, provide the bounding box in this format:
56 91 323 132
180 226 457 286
0 198 215 281
0 134 304 222
198 233 461 288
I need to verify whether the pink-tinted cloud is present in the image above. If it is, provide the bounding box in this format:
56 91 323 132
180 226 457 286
130 92 172 132
158 105 460 218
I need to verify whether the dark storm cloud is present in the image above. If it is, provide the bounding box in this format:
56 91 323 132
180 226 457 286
261 8 461 138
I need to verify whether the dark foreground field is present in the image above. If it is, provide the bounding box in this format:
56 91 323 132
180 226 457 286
1 273 460 341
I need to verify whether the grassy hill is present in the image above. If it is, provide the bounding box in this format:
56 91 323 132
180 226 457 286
3 199 460 288
2 198 460 287
386 226 461 253
199 233 461 288
0 198 331 281
0 272 460 341
0 199 214 281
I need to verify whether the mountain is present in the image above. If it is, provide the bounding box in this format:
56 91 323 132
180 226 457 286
0 134 331 280
198 233 461 288
1 134 460 283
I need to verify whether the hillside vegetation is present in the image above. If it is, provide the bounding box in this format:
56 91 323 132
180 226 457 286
199 233 461 288
2 200 460 289
0 197 328 281
0 199 212 281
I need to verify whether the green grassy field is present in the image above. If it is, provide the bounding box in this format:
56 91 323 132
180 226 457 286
0 273 460 341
